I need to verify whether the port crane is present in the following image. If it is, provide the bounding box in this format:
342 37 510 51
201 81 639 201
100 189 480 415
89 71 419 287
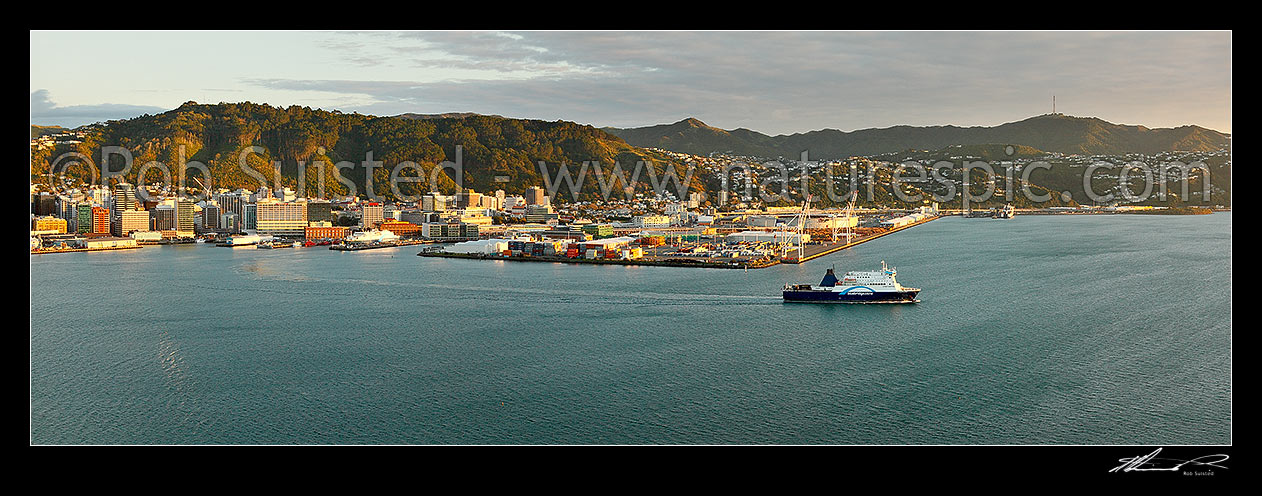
782 195 812 260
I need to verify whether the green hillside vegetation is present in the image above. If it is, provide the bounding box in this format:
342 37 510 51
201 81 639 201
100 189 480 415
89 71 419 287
30 102 703 202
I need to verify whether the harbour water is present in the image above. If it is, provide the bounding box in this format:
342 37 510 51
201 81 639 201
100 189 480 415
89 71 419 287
30 213 1232 444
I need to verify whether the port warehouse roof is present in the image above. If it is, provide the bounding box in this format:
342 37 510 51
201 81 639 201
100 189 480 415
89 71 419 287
725 231 810 243
574 236 637 247
445 236 641 254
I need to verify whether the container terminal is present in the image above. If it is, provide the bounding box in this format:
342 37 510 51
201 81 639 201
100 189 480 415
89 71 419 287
418 204 940 269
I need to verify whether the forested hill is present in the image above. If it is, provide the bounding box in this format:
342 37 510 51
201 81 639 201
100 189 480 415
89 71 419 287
605 114 1231 159
30 102 695 201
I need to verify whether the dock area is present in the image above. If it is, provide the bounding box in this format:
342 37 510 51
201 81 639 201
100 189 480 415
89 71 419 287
30 245 143 255
781 215 939 264
331 239 432 251
417 250 780 269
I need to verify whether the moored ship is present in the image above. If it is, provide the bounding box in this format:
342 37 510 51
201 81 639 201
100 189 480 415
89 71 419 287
783 261 920 303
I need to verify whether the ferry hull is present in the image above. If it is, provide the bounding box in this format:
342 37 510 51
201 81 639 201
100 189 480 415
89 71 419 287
782 289 919 303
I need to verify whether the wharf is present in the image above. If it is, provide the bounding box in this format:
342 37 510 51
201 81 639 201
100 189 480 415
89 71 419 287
31 245 142 255
782 215 939 264
417 251 780 269
331 239 431 251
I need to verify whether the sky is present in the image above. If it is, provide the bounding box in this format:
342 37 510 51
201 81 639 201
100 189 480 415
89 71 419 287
30 30 1232 135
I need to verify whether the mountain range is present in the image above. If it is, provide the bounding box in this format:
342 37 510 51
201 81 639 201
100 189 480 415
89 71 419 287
603 114 1230 159
30 104 1229 206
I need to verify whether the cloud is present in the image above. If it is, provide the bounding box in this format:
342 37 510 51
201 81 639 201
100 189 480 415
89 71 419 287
260 31 1231 135
30 90 169 127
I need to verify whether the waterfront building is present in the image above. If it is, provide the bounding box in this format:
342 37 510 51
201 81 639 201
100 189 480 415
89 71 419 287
304 225 350 240
176 199 195 236
256 199 308 238
726 230 810 244
201 204 220 231
57 199 78 233
130 231 162 244
541 225 588 241
572 236 638 259
581 223 614 239
33 216 67 233
421 222 479 241
150 205 176 231
220 212 238 233
77 204 94 234
306 200 333 224
91 206 110 234
746 216 779 227
243 203 257 230
119 209 150 235
214 191 250 226
362 203 384 229
112 183 136 215
879 213 929 229
84 237 138 250
379 220 422 238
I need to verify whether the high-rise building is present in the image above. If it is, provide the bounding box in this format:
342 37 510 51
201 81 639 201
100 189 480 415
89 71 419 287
112 183 136 213
306 200 333 224
422 193 452 212
527 187 548 206
120 209 150 235
150 206 176 231
60 199 80 232
201 204 220 231
176 199 195 235
110 183 136 236
243 204 257 230
400 211 438 225
256 199 308 238
77 204 94 233
89 186 110 206
91 206 110 234
362 203 384 229
214 191 249 226
457 190 483 209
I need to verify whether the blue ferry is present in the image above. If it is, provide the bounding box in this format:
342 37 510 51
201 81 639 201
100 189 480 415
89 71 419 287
783 261 920 303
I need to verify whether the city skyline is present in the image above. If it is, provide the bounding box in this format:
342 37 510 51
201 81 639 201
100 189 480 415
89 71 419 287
30 30 1231 135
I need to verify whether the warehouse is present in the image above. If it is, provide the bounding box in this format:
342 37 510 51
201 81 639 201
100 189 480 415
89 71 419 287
724 231 810 244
